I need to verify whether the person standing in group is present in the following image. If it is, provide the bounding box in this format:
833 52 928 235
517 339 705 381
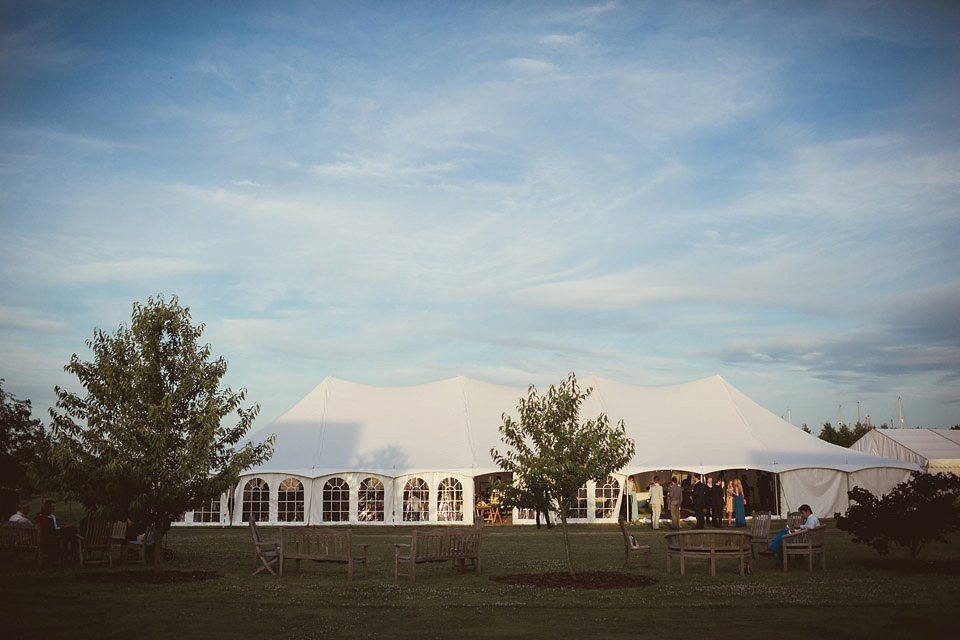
725 478 736 526
708 476 725 527
649 476 664 529
669 477 682 529
692 475 708 529
627 475 639 523
733 478 747 527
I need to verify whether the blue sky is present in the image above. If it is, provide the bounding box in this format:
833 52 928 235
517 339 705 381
2 0 958 434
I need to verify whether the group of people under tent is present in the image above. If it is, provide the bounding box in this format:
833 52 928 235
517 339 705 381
626 470 779 529
623 474 820 568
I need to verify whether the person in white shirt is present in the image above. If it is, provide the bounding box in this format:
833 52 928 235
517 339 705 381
760 504 820 565
8 500 32 525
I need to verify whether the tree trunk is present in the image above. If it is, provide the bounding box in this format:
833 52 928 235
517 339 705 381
560 508 575 577
152 517 168 572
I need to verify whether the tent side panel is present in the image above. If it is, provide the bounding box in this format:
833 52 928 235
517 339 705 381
778 469 848 517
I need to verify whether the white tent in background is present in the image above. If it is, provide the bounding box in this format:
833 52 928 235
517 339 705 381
174 375 918 527
851 428 960 477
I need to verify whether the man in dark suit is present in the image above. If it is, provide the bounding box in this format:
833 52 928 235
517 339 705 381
692 474 708 529
708 476 725 527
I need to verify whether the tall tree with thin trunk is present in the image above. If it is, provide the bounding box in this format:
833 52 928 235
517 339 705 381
49 295 274 569
491 373 635 577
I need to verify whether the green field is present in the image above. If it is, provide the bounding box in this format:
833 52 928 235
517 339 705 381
3 521 958 639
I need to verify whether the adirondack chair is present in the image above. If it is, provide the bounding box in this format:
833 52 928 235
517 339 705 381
109 521 127 562
783 525 827 572
618 516 651 568
125 526 155 563
77 515 112 568
749 511 772 558
249 518 280 576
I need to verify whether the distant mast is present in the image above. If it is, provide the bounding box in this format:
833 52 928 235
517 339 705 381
898 396 904 429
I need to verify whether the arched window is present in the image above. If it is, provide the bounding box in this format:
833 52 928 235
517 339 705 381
359 477 385 522
278 478 305 522
571 484 588 519
193 497 221 523
403 478 429 522
322 477 350 522
242 478 270 522
437 477 463 521
595 475 620 518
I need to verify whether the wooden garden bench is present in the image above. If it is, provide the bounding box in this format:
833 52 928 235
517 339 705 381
0 522 47 567
783 524 826 572
664 530 753 576
395 521 483 581
618 517 651 568
279 527 368 581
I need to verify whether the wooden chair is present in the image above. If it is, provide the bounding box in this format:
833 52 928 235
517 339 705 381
249 518 280 576
783 525 826 572
77 515 112 568
786 512 804 529
618 516 651 568
125 525 155 563
749 511 771 558
109 521 127 562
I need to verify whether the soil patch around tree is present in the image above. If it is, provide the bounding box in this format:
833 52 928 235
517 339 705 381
491 571 657 589
81 570 221 585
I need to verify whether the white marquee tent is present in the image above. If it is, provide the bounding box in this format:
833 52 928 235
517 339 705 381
176 375 918 526
851 428 960 477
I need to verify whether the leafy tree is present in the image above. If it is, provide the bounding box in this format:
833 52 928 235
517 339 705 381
491 373 635 577
49 295 273 568
0 380 53 516
818 421 872 447
801 423 812 434
838 471 960 560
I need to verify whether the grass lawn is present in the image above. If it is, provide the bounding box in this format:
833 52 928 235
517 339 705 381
3 520 959 639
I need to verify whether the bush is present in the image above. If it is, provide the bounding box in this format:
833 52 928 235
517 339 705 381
838 471 960 560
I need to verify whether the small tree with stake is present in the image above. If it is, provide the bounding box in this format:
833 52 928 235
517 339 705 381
838 471 960 561
49 295 274 569
491 373 635 577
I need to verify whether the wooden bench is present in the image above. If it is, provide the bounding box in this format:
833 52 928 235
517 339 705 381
783 525 826 572
618 517 651 568
279 527 368 581
0 522 62 567
1 523 42 566
395 521 483 581
664 530 753 576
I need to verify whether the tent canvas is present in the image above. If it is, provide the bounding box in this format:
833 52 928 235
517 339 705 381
180 375 917 526
851 428 960 477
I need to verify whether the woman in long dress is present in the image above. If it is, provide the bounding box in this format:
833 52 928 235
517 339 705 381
733 478 747 527
725 480 735 525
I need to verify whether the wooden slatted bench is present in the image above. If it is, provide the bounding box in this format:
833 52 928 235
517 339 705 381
279 527 368 581
395 522 483 581
0 522 59 567
664 530 753 576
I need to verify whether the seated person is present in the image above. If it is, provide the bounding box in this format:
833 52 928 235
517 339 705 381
8 500 32 525
33 499 79 556
760 504 820 565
